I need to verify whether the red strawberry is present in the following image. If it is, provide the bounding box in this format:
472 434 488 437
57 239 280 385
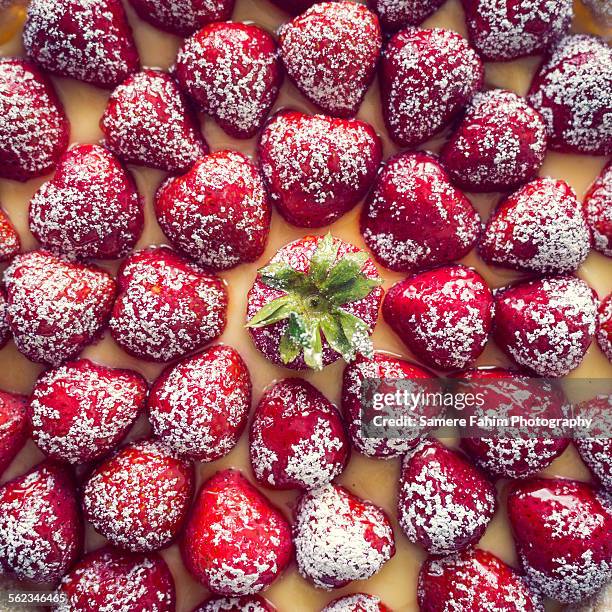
418 548 544 611
293 483 395 589
175 22 282 139
155 150 271 271
127 0 235 36
507 478 612 603
462 0 572 61
527 35 612 155
380 28 483 147
479 178 591 275
584 161 612 257
194 595 276 612
101 69 208 173
341 352 438 458
0 58 69 182
440 89 548 192
148 345 251 461
249 378 349 491
57 546 176 612
29 358 147 465
278 2 381 118
368 0 446 32
360 152 481 272
0 288 9 349
109 246 227 362
597 293 612 361
0 390 28 476
322 593 390 612
3 250 116 366
383 265 494 371
0 208 20 261
181 469 293 595
398 439 496 554
258 111 381 228
23 0 139 89
493 276 598 377
246 234 383 371
0 462 82 583
83 439 194 552
28 144 144 260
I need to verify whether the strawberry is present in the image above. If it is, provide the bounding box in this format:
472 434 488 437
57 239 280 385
293 483 395 589
29 358 147 465
322 594 390 611
383 265 494 371
0 288 9 349
258 111 382 228
597 293 612 361
57 546 176 612
527 35 612 155
155 150 271 271
440 89 548 193
507 478 612 603
418 548 544 611
0 208 20 262
181 469 293 595
583 161 612 257
175 22 282 139
3 250 116 366
83 439 194 552
583 0 612 25
368 0 446 32
493 276 598 377
398 439 496 554
0 462 82 583
101 69 208 174
148 345 251 462
194 595 276 612
109 246 227 362
0 58 69 182
380 28 483 147
28 144 144 260
0 390 28 476
360 152 481 272
127 0 235 36
462 0 573 61
249 378 349 490
246 234 383 371
278 2 381 118
478 177 591 274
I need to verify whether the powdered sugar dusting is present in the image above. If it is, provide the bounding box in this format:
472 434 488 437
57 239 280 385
597 293 612 361
322 593 384 612
583 161 612 257
0 209 20 262
370 0 445 32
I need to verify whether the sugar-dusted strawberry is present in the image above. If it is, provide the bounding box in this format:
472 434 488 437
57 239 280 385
527 35 612 155
29 359 147 465
507 478 612 603
279 2 381 118
360 152 480 272
83 439 194 552
398 439 496 554
246 234 383 371
128 0 235 36
249 378 348 491
380 28 483 147
0 288 9 349
383 265 494 371
258 111 382 228
583 0 612 25
155 150 271 271
584 161 612 257
0 209 19 262
194 595 276 612
4 250 116 366
0 462 82 583
148 345 251 461
23 0 139 89
0 390 28 476
109 246 227 362
418 548 544 612
462 0 572 61
294 483 395 589
368 0 446 32
597 293 612 361
0 58 69 182
175 22 282 139
494 276 598 377
29 144 144 260
57 546 176 612
479 178 591 274
181 469 292 595
322 593 390 612
101 69 208 174
440 90 547 192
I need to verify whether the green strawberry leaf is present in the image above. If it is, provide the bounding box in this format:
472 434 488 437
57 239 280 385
302 320 323 370
258 262 308 291
319 313 353 361
246 294 295 328
309 233 339 287
328 276 382 306
279 327 301 364
336 309 374 359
